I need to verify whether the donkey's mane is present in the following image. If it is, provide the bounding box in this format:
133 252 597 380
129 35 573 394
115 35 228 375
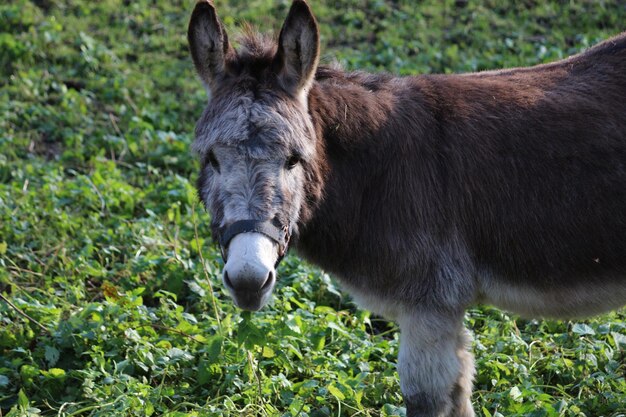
235 26 277 63
232 27 396 91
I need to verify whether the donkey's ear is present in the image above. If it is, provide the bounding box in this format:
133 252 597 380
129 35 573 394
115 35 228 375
188 0 233 93
274 0 320 95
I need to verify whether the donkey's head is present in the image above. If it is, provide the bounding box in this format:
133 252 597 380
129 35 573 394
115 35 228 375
188 0 322 310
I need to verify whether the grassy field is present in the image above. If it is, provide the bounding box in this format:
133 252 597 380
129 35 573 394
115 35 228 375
1 0 625 416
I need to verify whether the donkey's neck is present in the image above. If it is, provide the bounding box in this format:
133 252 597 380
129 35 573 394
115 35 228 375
296 68 440 286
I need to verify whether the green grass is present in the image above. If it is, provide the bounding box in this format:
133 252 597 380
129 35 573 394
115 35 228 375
1 1 625 416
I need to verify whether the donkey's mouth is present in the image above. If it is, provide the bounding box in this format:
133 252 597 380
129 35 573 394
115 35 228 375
226 272 276 311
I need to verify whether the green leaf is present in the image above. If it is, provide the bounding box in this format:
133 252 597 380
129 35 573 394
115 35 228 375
17 389 29 408
206 335 224 363
382 404 405 417
44 346 60 367
572 323 595 335
46 368 66 378
262 345 275 358
20 365 39 385
289 397 304 416
197 360 212 385
238 317 264 348
167 348 193 361
509 386 523 402
310 332 326 351
286 316 303 334
327 383 345 401
612 331 626 348
124 328 141 342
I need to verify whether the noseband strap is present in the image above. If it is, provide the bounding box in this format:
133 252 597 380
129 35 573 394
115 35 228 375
218 218 290 266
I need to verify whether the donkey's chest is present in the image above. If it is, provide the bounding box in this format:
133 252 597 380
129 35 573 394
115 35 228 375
332 264 477 320
341 282 407 319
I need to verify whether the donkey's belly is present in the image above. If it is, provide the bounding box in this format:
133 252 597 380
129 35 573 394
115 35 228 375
477 270 626 319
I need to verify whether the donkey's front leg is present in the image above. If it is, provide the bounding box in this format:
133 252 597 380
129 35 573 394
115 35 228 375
397 310 475 417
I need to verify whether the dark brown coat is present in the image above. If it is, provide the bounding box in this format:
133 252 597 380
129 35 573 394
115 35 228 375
299 37 626 305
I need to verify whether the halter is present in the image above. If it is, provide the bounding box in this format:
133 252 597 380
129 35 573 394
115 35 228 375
217 217 290 267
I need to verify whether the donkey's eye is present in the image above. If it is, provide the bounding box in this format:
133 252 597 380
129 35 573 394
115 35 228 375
286 154 301 170
205 151 220 172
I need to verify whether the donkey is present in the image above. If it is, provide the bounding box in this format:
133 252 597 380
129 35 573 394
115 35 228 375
187 1 626 415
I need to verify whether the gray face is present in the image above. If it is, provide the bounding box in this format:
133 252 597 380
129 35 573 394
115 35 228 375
188 0 321 311
193 89 316 310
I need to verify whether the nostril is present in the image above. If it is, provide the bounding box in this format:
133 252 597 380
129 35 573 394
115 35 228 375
261 270 274 291
223 271 233 289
